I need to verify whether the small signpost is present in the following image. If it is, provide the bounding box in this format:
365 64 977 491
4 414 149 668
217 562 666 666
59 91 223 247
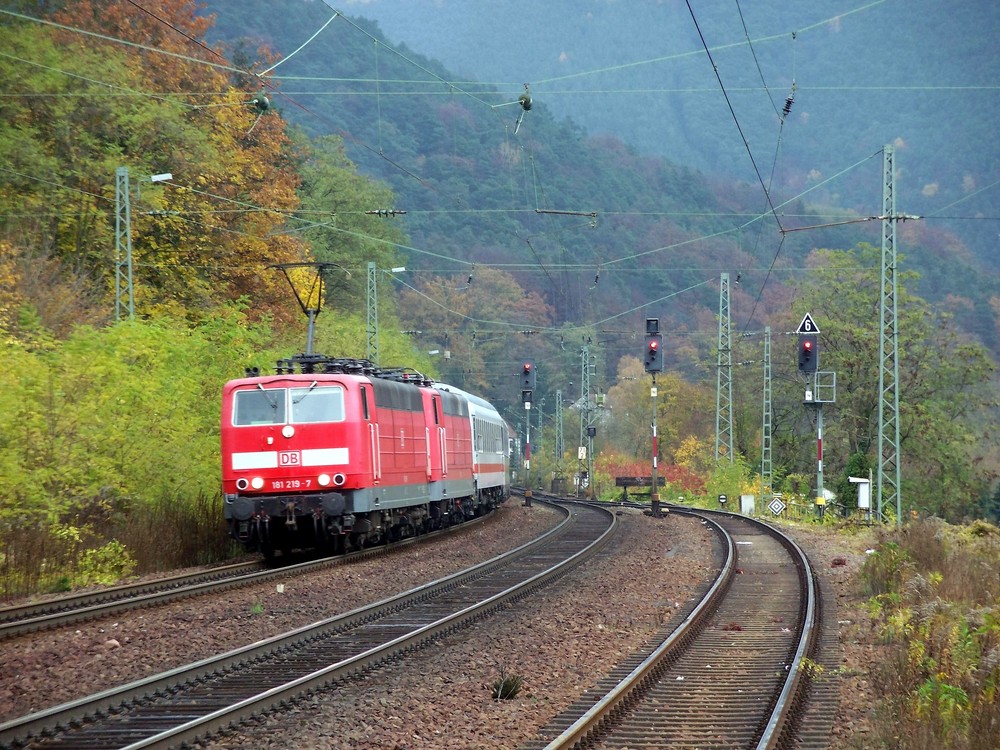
768 495 786 516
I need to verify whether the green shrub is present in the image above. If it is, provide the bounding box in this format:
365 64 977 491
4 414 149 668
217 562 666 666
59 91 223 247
77 539 135 586
865 520 1000 750
861 540 912 596
491 669 524 700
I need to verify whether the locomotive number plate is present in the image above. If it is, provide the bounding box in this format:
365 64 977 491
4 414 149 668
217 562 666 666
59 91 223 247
271 478 312 490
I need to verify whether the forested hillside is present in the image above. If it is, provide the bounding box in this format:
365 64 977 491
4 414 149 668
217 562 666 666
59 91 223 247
0 0 426 593
204 0 1000 368
0 1 996 598
344 0 1000 330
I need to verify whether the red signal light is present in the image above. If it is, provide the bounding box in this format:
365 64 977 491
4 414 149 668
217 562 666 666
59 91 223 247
644 332 663 373
798 334 818 373
520 360 536 390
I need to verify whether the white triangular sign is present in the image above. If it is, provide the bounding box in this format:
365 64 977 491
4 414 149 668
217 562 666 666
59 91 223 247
796 313 820 334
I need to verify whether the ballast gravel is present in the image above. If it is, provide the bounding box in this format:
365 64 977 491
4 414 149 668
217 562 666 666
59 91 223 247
1 502 880 749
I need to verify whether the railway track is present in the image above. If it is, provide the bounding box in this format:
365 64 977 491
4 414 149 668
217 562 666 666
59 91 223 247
0 560 265 640
0 500 613 750
522 508 819 750
0 507 502 641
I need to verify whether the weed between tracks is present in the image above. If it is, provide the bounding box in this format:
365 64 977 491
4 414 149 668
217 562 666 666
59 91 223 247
492 665 524 700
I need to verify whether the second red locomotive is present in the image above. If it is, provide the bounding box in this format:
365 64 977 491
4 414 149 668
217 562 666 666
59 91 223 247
222 354 511 557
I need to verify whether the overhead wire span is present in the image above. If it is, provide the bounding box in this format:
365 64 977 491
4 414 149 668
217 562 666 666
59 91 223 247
923 178 1000 217
735 0 781 119
6 5 476 211
11 3 915 307
0 50 197 109
60 0 772 290
258 12 339 76
0 8 243 75
685 0 783 233
386 272 717 335
529 0 889 87
326 8 503 113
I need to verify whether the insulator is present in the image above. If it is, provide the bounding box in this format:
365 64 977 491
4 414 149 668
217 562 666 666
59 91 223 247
783 95 794 117
251 94 270 114
518 93 532 111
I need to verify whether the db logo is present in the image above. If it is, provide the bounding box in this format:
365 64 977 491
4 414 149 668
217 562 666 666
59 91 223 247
279 451 301 466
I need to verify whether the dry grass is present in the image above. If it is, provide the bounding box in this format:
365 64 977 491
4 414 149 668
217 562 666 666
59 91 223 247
861 517 1000 750
0 492 234 601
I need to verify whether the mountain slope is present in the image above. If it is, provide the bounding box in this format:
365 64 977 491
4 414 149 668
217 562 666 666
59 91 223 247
204 0 999 357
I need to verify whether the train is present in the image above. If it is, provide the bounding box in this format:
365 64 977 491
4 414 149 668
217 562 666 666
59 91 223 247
221 353 513 557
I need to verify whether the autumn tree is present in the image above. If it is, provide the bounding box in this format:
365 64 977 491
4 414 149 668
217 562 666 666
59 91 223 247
396 265 555 402
0 2 311 329
782 243 997 519
603 355 715 463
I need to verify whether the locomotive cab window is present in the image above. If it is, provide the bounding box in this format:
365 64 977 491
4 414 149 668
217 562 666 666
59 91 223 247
290 385 345 424
233 388 286 425
233 385 345 426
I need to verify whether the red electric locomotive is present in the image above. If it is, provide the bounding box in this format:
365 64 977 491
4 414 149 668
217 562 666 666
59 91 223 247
222 354 511 557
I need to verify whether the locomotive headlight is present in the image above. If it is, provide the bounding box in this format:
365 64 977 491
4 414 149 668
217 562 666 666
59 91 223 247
281 425 295 438
250 476 265 490
318 473 332 487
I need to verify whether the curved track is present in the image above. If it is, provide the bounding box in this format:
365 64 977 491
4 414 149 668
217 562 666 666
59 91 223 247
523 508 818 750
1 500 614 750
0 509 501 641
0 561 264 640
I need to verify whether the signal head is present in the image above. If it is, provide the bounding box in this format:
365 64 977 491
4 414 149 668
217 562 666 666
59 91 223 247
798 334 819 373
644 333 663 373
519 359 536 390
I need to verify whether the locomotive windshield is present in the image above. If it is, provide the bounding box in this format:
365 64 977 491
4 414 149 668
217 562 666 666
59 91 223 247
232 385 345 426
290 385 345 423
233 388 286 425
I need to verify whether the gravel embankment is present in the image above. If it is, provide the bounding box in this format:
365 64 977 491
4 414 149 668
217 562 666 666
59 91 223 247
2 504 880 749
202 506 718 750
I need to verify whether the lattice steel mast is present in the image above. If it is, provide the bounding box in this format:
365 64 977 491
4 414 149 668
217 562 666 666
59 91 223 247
715 273 734 462
114 167 135 321
555 389 565 460
579 342 593 494
761 326 773 502
877 145 902 525
367 261 379 365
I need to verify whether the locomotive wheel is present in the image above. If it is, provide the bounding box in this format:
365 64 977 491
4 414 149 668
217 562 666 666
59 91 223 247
260 537 276 561
257 520 275 560
332 533 346 555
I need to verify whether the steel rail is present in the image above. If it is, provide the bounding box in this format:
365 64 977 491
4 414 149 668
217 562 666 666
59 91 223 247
1 501 614 750
531 508 818 750
0 561 263 627
0 507 498 640
538 511 735 750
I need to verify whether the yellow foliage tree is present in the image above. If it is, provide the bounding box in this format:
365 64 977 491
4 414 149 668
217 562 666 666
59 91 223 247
1 2 313 328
